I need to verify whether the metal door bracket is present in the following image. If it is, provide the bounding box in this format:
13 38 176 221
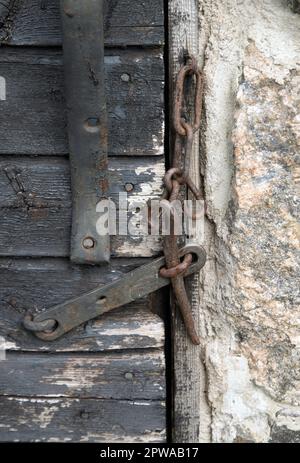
23 244 206 341
61 0 109 264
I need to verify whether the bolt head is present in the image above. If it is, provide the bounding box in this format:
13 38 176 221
121 73 130 82
82 237 95 249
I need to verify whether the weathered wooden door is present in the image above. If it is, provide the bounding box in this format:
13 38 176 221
0 0 166 442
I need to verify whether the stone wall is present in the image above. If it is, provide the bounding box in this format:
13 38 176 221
198 0 300 442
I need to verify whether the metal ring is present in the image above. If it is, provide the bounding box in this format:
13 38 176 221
159 253 193 279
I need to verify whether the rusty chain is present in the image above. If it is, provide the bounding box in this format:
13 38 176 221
23 55 205 343
159 55 204 345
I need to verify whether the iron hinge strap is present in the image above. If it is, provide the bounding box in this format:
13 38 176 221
23 244 206 341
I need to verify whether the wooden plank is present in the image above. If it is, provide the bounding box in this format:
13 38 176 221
0 156 164 257
0 48 164 155
0 351 165 399
0 156 164 203
0 257 165 351
0 397 166 442
169 0 203 444
0 0 164 47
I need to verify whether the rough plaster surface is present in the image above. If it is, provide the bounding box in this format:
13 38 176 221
198 0 300 442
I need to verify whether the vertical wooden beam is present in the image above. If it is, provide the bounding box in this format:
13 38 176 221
168 0 203 443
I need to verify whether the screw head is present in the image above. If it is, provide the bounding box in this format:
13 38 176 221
125 372 134 380
82 237 95 249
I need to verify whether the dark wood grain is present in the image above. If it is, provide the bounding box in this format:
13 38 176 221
0 155 164 257
0 351 165 399
0 48 164 155
0 0 164 47
0 397 166 442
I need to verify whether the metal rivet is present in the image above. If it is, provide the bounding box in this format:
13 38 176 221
125 372 134 380
121 73 130 82
124 183 134 192
82 237 95 249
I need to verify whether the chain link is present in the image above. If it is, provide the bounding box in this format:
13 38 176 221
23 313 57 334
23 56 204 341
159 56 204 345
